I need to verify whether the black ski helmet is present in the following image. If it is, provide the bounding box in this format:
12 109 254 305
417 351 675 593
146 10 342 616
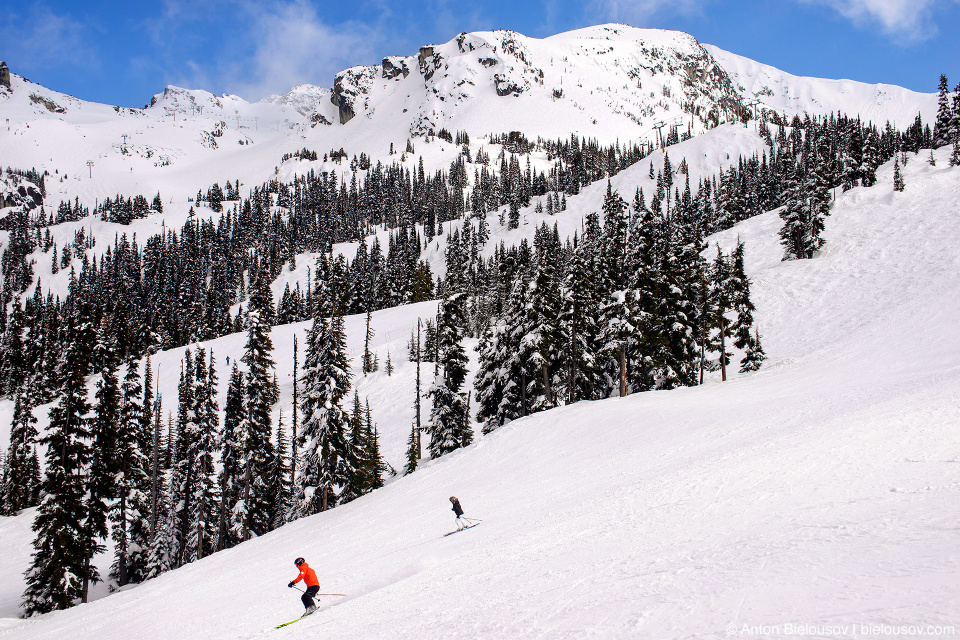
295 557 305 567
449 496 457 502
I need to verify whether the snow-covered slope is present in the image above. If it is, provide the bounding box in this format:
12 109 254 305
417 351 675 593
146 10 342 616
704 44 936 125
1 147 957 638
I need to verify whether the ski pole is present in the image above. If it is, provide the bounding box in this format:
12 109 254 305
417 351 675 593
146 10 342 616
290 585 346 596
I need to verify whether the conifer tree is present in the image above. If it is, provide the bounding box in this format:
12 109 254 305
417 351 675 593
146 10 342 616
526 231 563 409
625 189 663 392
342 391 369 502
186 349 219 561
143 393 171 580
362 308 375 374
403 423 421 475
860 131 880 187
1 387 40 515
238 274 278 538
294 264 354 516
269 411 291 530
169 350 196 566
22 320 95 615
428 293 471 457
726 242 762 373
84 322 120 599
404 324 423 474
476 277 527 429
893 155 905 192
707 247 734 381
951 84 960 166
218 364 245 550
934 74 953 148
364 400 386 490
111 359 151 586
653 225 699 389
740 329 767 372
560 213 603 403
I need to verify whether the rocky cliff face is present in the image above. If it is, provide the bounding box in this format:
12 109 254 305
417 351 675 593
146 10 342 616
0 62 11 93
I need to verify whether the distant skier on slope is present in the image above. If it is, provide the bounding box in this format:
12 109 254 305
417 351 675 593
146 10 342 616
288 557 319 615
449 496 478 531
450 496 464 519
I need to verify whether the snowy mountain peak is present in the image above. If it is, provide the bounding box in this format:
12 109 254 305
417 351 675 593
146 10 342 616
325 24 748 141
146 85 246 115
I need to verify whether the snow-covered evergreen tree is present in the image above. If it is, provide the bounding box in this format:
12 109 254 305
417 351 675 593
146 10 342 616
22 316 95 615
740 329 767 372
727 242 763 373
951 83 960 167
0 387 40 515
893 155 905 192
707 246 734 381
294 260 354 516
238 275 278 538
364 400 387 490
111 359 151 586
218 364 244 549
83 321 120 599
428 293 471 457
560 212 603 403
143 392 171 580
186 349 219 561
169 349 197 566
269 410 291 530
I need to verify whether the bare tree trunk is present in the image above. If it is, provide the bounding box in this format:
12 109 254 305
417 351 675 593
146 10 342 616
521 371 527 417
619 346 627 397
291 335 298 489
150 400 160 537
241 460 252 541
118 495 128 586
720 317 727 382
415 324 421 456
568 306 579 404
542 363 552 407
699 342 705 386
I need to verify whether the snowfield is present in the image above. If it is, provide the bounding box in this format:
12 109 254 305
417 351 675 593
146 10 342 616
0 143 957 639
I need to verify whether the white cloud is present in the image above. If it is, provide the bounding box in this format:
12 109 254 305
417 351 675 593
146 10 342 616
5 3 95 71
802 0 955 40
586 0 710 26
224 0 380 100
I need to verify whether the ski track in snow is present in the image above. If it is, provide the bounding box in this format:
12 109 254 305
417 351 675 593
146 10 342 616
0 145 957 637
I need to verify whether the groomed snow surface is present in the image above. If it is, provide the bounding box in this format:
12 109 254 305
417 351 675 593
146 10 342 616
1 149 959 639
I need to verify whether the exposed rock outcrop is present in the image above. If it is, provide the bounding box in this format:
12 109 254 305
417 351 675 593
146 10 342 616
0 62 11 91
331 67 378 124
381 57 410 80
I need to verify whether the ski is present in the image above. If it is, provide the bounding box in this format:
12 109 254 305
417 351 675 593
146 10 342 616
275 616 307 629
275 596 346 628
276 610 318 629
444 523 479 537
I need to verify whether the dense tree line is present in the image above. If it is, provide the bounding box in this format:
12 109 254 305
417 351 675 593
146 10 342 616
0 131 657 405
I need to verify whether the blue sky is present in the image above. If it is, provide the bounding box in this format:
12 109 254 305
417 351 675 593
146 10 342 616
3 0 958 107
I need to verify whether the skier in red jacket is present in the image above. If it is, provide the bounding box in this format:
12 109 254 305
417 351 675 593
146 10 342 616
288 557 320 614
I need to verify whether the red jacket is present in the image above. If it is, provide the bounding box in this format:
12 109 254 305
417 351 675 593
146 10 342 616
293 562 319 588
